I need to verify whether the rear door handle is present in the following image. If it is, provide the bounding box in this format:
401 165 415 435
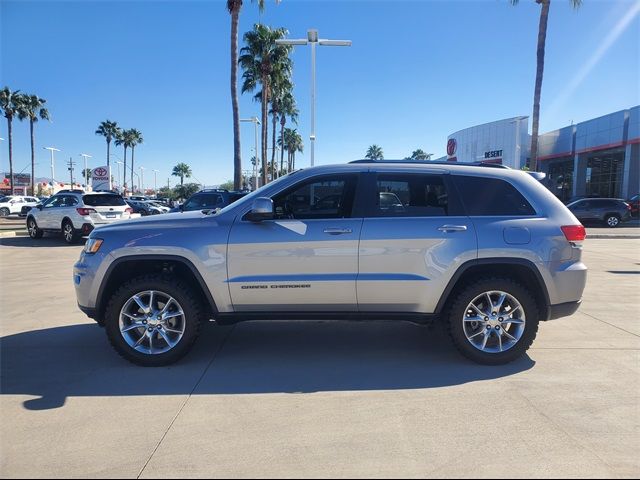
438 225 468 232
323 228 353 235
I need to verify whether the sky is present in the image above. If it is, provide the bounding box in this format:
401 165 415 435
1 0 639 187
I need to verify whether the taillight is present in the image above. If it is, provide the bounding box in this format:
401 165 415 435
561 225 586 242
125 207 133 214
76 208 96 216
625 203 632 211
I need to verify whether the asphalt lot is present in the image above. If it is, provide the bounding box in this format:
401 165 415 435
0 236 638 478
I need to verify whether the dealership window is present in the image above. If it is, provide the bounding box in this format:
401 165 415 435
585 150 624 198
546 158 574 202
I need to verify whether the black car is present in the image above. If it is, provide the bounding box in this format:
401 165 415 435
126 200 162 216
566 198 632 228
172 189 249 213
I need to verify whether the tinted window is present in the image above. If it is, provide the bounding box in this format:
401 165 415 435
44 196 65 208
591 199 619 208
273 175 357 219
183 193 223 210
62 195 79 207
82 194 126 207
455 176 536 216
374 174 448 217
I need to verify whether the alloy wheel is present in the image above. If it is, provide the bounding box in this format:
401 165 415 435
607 216 619 227
63 223 74 242
28 219 37 238
119 290 186 355
462 290 526 354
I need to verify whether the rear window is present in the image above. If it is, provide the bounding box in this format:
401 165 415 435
591 199 622 208
455 176 536 216
82 194 126 207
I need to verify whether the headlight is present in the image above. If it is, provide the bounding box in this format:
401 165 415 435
84 238 104 254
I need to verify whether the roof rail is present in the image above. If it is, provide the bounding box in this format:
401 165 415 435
349 159 511 169
201 188 229 193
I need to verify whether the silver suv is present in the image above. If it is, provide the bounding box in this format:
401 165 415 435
74 162 587 366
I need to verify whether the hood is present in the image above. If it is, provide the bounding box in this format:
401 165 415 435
92 210 215 234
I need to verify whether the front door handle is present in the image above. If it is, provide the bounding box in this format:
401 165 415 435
323 228 353 235
438 225 468 233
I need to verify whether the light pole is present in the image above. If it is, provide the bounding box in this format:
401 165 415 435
79 153 92 189
241 116 261 190
115 161 124 191
43 147 60 183
276 29 351 167
152 169 159 195
139 166 145 194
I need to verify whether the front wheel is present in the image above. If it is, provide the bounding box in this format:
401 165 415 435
104 274 203 366
447 278 539 365
605 214 620 228
0 207 9 217
27 217 43 239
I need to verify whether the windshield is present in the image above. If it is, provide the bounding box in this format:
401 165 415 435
214 171 300 216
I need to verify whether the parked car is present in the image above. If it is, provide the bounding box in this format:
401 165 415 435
626 194 639 217
566 198 632 228
171 189 249 213
0 195 40 217
126 200 162 216
27 192 133 243
75 161 587 366
144 200 170 213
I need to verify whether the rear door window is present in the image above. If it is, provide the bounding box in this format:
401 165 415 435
183 194 223 210
454 176 536 216
373 174 449 217
83 194 126 207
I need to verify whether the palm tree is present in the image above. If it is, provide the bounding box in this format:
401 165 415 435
365 145 384 160
16 94 50 194
172 163 192 187
409 149 429 160
228 0 273 190
240 23 292 186
510 0 582 171
0 87 22 194
95 120 121 173
126 129 144 191
279 128 303 172
115 129 133 192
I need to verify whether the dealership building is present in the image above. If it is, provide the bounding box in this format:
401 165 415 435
443 106 639 202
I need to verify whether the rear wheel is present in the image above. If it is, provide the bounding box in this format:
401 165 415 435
605 214 620 228
104 274 203 366
27 217 43 239
62 220 80 244
447 277 539 365
0 207 9 217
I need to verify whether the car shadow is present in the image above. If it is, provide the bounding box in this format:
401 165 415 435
0 235 84 248
1 321 534 411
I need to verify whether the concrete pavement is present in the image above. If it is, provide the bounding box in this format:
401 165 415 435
0 236 638 478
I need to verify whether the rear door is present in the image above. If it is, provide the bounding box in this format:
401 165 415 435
357 171 476 313
39 195 66 228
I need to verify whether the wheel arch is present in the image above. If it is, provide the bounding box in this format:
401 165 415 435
435 258 551 321
95 255 218 325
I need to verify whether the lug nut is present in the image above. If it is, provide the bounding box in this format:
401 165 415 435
142 320 147 324
148 327 153 332
499 317 504 322
484 317 489 321
495 326 501 330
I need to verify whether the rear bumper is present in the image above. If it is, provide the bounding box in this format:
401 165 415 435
546 300 581 321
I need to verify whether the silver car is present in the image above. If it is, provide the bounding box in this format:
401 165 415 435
74 161 587 366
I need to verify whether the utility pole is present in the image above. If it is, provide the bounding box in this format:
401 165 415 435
67 157 76 187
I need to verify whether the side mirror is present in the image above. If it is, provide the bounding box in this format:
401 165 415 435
245 197 274 222
178 204 184 211
37 204 43 210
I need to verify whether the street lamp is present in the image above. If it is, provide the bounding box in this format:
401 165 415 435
276 29 352 167
152 169 159 195
139 166 145 193
43 147 60 183
79 153 92 189
241 116 261 190
115 161 124 191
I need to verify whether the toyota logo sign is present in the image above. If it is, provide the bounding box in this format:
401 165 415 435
447 139 457 157
94 167 108 177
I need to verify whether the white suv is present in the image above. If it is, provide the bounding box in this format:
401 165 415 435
0 195 39 217
26 192 133 243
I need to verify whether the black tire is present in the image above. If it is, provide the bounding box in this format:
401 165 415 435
0 207 9 217
104 274 203 366
604 214 620 228
27 217 43 239
447 277 539 365
62 220 80 244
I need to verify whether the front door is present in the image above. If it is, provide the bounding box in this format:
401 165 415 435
227 174 362 312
